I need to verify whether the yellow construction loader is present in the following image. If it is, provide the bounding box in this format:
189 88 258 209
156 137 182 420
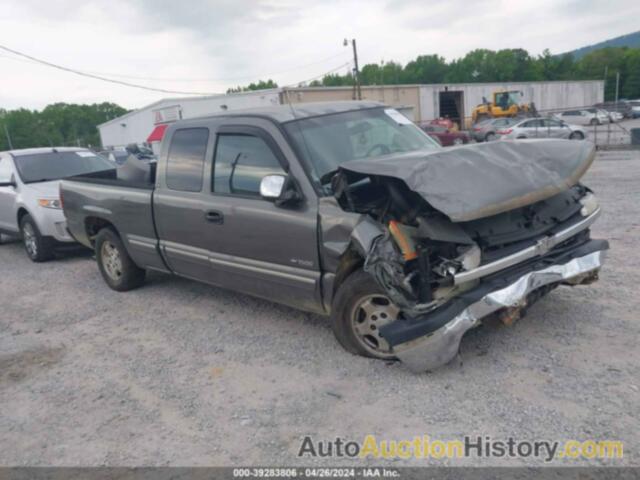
472 90 535 123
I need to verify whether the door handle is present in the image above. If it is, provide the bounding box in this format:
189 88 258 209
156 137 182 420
205 210 224 224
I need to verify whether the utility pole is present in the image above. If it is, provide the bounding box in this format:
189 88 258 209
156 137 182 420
3 123 13 150
604 65 608 99
615 71 620 110
344 38 362 100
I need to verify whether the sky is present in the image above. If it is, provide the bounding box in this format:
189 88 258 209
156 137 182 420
1 0 639 111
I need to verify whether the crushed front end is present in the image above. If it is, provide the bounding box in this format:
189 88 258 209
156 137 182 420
327 140 608 372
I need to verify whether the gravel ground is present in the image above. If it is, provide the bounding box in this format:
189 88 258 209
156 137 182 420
0 150 638 467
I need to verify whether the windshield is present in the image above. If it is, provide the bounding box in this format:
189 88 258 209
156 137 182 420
14 150 115 183
284 108 440 187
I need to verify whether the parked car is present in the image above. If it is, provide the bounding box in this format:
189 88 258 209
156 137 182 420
420 124 470 146
61 102 608 372
100 149 129 165
555 109 608 126
0 147 115 261
629 100 640 118
604 110 624 122
595 101 632 119
100 144 156 166
429 117 457 131
585 108 615 124
470 117 518 142
497 117 587 140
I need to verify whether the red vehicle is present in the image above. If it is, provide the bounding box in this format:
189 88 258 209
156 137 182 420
420 124 470 146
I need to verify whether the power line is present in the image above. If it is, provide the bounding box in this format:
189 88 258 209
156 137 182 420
0 44 351 96
0 46 348 84
88 52 349 83
283 62 351 87
0 45 220 95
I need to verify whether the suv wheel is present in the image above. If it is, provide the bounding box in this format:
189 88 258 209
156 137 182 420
485 132 496 142
19 214 55 262
95 228 145 291
331 269 399 360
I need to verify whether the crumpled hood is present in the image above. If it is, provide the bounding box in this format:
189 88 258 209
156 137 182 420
338 139 595 222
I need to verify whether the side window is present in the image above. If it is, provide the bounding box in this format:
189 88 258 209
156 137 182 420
0 157 14 182
166 128 209 192
213 134 285 197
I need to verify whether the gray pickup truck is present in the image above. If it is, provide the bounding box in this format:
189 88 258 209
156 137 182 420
61 101 608 372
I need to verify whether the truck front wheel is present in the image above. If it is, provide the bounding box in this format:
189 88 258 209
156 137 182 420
331 269 399 360
95 228 145 291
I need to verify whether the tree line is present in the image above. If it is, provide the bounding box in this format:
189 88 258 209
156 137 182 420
0 103 128 151
251 47 640 102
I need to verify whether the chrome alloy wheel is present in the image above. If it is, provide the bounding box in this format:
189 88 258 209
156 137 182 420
101 241 123 281
350 294 400 358
22 223 38 258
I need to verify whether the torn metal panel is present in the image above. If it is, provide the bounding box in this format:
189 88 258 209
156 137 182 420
317 197 364 270
339 139 596 222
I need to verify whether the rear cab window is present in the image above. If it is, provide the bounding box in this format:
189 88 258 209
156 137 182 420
166 128 210 192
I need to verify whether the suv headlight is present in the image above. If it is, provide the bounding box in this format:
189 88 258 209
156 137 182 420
579 193 598 217
38 198 62 209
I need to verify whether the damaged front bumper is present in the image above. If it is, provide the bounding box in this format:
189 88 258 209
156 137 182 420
380 239 608 372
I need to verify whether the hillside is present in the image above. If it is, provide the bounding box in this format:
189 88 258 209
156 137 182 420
565 31 640 59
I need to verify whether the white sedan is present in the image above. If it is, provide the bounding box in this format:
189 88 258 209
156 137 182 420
554 109 609 126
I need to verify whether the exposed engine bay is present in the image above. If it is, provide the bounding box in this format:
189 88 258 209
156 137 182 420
331 168 595 317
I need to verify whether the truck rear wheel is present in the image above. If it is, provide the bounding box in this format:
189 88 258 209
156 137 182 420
95 228 145 291
331 269 399 360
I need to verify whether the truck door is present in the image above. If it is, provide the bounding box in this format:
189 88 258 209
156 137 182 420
153 126 215 281
202 120 322 313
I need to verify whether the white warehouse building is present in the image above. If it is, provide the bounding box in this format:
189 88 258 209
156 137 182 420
97 80 604 151
98 89 280 153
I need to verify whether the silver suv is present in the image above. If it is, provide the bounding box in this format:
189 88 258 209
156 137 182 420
0 147 114 261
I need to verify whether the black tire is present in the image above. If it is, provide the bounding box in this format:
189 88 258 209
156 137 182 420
485 132 496 142
19 214 55 262
331 269 399 360
589 118 599 126
95 227 145 291
569 131 584 140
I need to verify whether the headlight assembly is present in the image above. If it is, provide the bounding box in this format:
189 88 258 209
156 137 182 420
38 198 62 209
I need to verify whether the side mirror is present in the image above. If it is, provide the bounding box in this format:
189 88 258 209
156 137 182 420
0 175 16 188
260 174 302 207
260 174 286 199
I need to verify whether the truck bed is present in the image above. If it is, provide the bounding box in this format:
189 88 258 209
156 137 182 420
61 170 168 273
67 168 155 190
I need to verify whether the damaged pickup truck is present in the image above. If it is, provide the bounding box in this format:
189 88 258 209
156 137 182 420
61 102 608 372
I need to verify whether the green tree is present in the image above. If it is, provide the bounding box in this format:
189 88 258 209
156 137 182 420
402 55 448 84
0 102 127 150
227 79 278 93
622 49 640 99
